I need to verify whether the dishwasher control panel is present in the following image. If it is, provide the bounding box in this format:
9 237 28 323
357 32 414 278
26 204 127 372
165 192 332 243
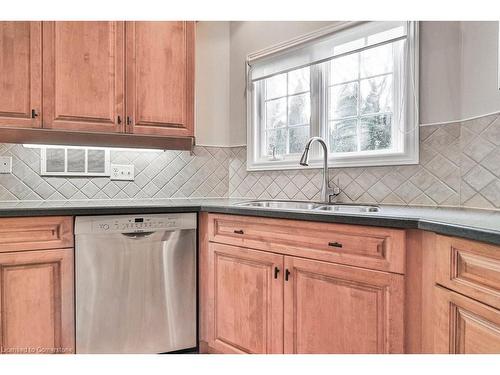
75 213 197 234
93 217 178 232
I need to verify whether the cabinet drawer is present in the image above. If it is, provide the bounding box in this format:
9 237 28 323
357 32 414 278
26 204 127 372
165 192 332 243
435 235 500 310
207 214 406 274
0 216 73 253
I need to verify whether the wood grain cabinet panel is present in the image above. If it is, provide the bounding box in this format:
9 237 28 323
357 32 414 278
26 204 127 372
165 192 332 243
126 21 195 137
42 21 125 133
0 216 73 253
434 286 500 354
435 235 500 310
208 214 406 274
207 243 283 354
0 21 41 128
201 214 407 354
0 248 74 354
283 256 405 353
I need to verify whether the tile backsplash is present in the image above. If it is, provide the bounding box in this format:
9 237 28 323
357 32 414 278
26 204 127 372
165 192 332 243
228 112 500 210
0 111 499 210
0 145 229 201
228 124 461 206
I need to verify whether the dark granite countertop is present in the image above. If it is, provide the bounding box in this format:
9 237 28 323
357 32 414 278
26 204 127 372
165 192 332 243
0 198 500 246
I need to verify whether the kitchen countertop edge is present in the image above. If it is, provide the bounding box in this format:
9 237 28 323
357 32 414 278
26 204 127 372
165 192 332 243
0 201 499 246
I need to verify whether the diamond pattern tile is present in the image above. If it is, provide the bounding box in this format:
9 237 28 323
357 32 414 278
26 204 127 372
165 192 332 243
1 112 500 211
228 121 464 208
460 113 500 209
0 145 229 201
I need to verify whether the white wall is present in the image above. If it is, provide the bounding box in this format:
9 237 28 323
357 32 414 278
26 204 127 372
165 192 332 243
195 21 231 146
419 21 462 125
420 21 500 124
229 21 338 146
195 21 500 146
461 21 500 120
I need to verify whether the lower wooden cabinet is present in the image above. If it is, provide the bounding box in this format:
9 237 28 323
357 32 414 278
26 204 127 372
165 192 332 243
0 248 74 354
284 256 404 354
205 241 405 354
434 286 500 354
207 243 283 354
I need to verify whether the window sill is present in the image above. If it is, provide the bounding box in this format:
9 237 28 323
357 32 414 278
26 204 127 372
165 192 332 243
246 150 419 171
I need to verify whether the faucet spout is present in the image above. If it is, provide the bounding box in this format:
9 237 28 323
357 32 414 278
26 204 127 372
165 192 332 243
299 137 339 203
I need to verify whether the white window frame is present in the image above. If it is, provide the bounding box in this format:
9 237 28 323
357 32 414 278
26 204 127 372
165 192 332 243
246 21 419 171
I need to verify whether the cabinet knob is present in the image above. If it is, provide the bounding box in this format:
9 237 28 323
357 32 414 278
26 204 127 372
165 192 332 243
285 269 291 281
31 109 38 118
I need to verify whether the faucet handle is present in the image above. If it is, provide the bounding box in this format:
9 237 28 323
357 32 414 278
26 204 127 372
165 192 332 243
328 177 341 202
333 177 341 195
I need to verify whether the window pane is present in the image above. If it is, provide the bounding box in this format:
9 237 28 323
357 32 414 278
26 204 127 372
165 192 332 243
360 114 392 151
265 98 286 129
265 128 286 157
265 73 287 99
288 93 310 126
330 53 359 84
330 119 357 153
360 43 393 78
289 126 310 154
288 67 310 94
360 75 393 115
330 82 358 119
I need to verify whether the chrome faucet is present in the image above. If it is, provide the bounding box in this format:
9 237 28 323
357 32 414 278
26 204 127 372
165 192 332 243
299 137 340 203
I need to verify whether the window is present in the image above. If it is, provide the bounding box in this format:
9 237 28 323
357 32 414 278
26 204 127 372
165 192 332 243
263 67 311 158
247 21 419 171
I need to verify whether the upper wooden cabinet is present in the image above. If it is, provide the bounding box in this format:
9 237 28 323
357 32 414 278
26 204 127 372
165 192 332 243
42 21 125 133
0 22 41 128
0 21 195 147
125 21 195 137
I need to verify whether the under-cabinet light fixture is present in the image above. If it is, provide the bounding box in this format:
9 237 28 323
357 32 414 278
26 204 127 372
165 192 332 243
22 144 165 153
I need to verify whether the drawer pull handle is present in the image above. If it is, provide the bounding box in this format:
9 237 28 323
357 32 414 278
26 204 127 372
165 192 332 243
328 241 343 248
234 229 244 235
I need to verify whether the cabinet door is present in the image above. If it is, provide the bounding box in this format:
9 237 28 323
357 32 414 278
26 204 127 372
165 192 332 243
207 243 283 353
284 256 404 353
126 21 195 137
42 21 125 132
0 248 74 354
0 22 41 128
434 286 500 354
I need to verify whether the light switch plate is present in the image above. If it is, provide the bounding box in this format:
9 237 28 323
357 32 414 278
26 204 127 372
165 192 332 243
110 164 134 181
0 156 12 174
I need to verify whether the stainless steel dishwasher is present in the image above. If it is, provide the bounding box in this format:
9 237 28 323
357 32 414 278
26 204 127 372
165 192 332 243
75 213 197 354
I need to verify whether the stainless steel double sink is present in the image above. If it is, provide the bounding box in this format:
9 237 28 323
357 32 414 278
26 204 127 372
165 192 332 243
234 200 380 213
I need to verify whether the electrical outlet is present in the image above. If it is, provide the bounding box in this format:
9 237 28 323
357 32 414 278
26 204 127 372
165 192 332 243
110 164 134 181
0 156 12 174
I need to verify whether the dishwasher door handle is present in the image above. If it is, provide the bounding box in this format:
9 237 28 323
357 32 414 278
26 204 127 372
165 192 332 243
121 232 155 239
